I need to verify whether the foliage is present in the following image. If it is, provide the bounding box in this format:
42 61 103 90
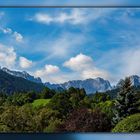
112 113 140 132
6 91 37 106
44 118 62 133
33 108 61 131
0 70 44 94
68 87 86 109
39 87 56 99
0 93 7 106
0 106 19 132
48 93 72 116
0 105 35 132
92 92 110 103
113 77 140 124
0 83 139 133
32 99 51 108
0 123 11 132
58 108 112 132
94 100 115 120
79 96 92 108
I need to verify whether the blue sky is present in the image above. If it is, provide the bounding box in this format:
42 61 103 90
0 8 140 84
0 0 140 5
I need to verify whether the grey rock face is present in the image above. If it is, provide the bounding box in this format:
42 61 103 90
45 77 112 94
1 67 42 84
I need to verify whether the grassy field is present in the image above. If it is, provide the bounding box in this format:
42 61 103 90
32 99 51 108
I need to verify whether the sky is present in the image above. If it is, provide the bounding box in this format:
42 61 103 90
0 8 140 84
0 0 140 6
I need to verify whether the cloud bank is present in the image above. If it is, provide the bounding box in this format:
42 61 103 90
31 9 112 25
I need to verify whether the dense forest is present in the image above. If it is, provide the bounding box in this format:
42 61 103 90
0 70 44 94
0 77 139 132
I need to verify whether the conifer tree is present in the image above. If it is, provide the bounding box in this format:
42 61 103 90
113 77 139 124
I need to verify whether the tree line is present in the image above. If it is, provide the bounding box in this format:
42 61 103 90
0 77 139 132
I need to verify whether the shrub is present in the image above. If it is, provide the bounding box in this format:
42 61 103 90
39 87 55 99
33 108 61 131
57 108 112 132
0 123 11 132
112 113 140 132
48 93 72 116
94 100 115 120
44 119 62 133
92 92 110 103
0 105 35 132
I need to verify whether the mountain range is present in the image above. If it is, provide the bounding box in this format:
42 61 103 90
117 75 140 87
0 67 140 94
45 78 112 94
0 69 44 94
1 67 42 83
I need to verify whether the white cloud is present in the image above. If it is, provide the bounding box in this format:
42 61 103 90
34 64 60 83
64 53 109 80
49 33 85 58
64 53 93 71
34 64 82 83
0 27 12 34
96 45 140 84
0 44 17 68
82 69 108 80
13 31 23 42
44 64 60 74
0 44 33 70
3 28 12 34
37 32 87 60
120 47 140 77
33 13 53 24
0 27 23 43
19 57 33 69
31 8 113 25
34 54 109 83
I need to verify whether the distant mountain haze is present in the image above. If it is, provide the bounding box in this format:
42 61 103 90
1 67 140 94
117 75 140 88
45 78 112 94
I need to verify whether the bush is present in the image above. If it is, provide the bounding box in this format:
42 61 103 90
112 113 140 132
39 87 56 99
44 119 62 133
0 123 11 132
58 108 112 132
33 108 61 132
92 92 110 103
94 100 115 120
48 93 72 116
0 105 36 132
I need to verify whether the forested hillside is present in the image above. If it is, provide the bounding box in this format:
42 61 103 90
0 70 45 94
0 77 139 132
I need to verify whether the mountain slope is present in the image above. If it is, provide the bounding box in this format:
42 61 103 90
130 75 140 86
0 70 44 94
1 66 140 95
1 67 42 84
45 77 112 94
117 75 140 87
